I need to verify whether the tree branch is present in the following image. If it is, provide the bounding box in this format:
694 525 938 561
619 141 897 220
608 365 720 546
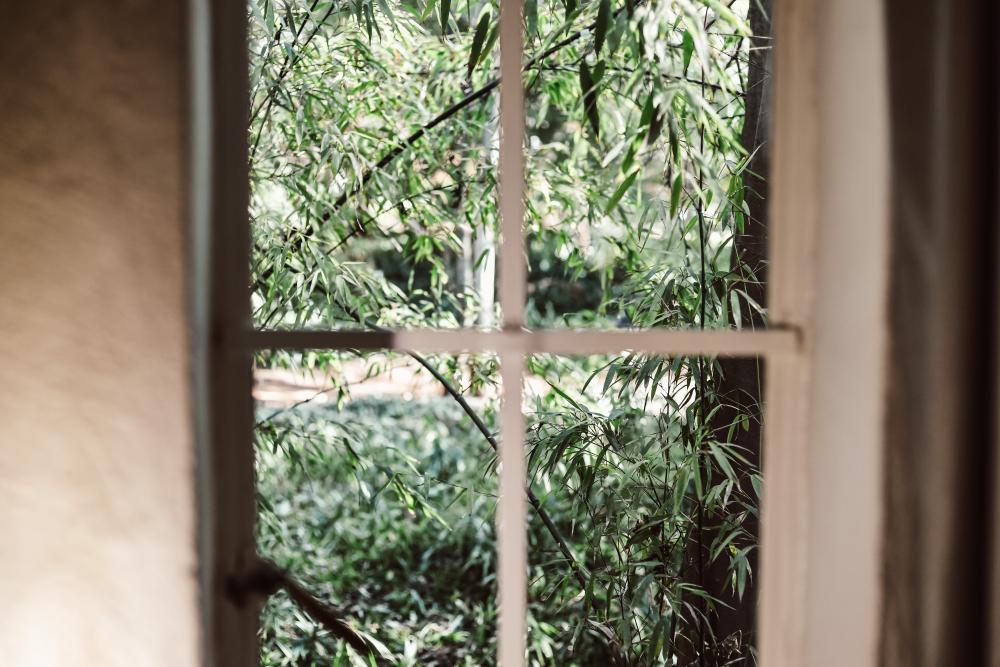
328 6 638 213
399 345 590 589
255 305 591 589
233 556 381 661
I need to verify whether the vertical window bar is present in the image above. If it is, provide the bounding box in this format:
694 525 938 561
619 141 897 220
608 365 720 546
497 350 528 667
497 0 526 330
496 0 527 663
206 0 258 661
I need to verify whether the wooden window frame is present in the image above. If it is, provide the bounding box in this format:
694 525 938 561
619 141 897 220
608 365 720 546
191 0 890 664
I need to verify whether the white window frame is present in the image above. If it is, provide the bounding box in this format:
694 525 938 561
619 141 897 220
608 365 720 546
192 0 890 664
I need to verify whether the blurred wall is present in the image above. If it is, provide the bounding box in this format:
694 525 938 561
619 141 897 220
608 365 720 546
0 2 200 665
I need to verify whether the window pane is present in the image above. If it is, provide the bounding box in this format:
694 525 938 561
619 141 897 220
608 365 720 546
255 350 499 665
524 353 763 664
248 0 771 334
523 2 770 330
249 0 502 330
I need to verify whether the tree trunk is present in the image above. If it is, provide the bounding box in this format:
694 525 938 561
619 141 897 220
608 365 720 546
702 1 772 662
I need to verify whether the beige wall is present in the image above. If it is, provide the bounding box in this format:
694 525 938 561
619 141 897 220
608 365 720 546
0 2 200 665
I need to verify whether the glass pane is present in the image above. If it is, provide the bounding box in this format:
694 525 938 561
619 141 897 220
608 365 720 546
249 0 502 330
524 353 763 664
255 350 499 665
249 0 771 333
523 1 770 330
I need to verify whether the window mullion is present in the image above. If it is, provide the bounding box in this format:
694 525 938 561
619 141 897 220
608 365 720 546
496 0 528 661
247 327 800 356
497 0 526 332
497 349 528 667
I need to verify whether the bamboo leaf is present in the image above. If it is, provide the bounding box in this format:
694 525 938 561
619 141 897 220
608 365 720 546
682 30 695 75
639 92 654 127
605 169 639 214
579 61 600 138
594 0 611 54
670 172 683 218
467 11 491 77
439 0 450 34
704 0 752 34
525 0 538 39
708 441 737 481
420 0 435 20
480 23 500 66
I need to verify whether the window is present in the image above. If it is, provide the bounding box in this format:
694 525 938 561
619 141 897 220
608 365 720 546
197 0 874 664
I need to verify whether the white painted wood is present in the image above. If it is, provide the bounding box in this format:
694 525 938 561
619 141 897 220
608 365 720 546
497 0 526 331
251 327 799 356
496 0 528 661
761 1 890 666
497 351 528 667
758 0 821 662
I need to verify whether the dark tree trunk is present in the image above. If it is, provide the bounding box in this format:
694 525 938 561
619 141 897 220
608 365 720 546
700 1 772 662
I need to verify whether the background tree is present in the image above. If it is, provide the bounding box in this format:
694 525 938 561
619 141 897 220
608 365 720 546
699 0 770 660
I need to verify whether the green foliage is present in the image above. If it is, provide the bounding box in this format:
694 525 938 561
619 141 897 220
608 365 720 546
249 0 757 331
255 352 760 664
257 389 499 666
523 353 759 665
249 0 766 662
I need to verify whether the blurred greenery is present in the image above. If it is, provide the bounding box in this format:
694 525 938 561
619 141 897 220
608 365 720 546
249 0 760 332
249 0 766 661
257 393 498 666
255 351 759 665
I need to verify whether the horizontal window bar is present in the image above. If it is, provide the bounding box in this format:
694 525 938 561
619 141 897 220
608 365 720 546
246 327 800 356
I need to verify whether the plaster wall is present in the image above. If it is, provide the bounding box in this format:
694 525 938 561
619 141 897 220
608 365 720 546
0 2 200 664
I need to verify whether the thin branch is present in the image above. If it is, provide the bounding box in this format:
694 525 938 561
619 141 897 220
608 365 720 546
256 302 591 588
255 384 341 427
234 557 381 661
400 345 590 589
328 5 640 213
536 65 732 94
345 314 591 589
